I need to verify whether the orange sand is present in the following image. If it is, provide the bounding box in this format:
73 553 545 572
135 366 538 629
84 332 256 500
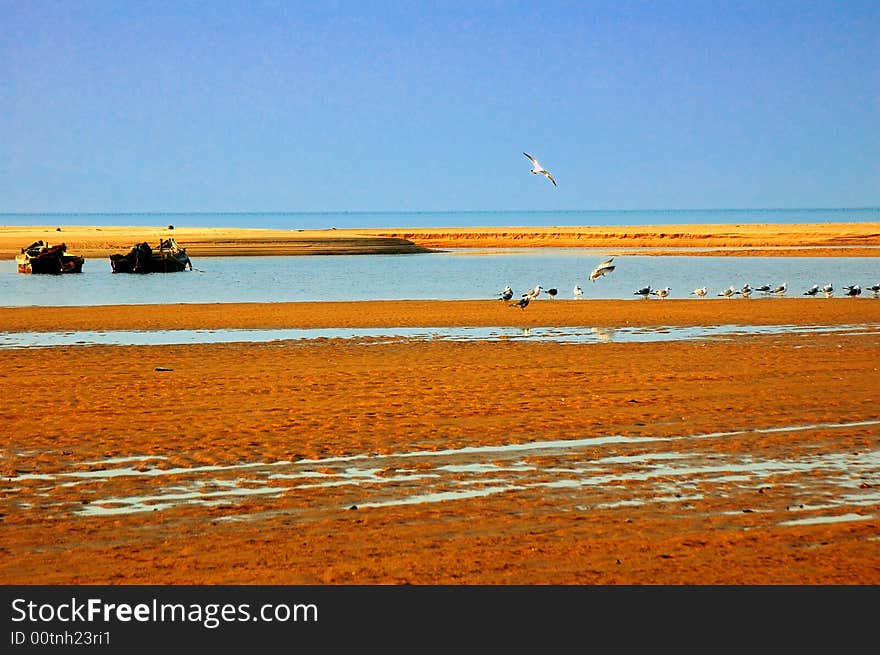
3 222 879 259
357 222 880 255
1 298 879 584
0 225 429 259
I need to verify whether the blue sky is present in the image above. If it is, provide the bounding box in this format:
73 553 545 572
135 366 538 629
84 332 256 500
1 1 878 213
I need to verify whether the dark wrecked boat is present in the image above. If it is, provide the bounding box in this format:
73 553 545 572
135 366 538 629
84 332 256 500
16 240 85 274
110 237 193 273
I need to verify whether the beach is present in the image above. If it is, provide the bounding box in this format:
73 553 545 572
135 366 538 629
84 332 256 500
2 222 880 584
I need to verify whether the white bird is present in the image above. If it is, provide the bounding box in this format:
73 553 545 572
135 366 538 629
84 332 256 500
651 286 671 299
735 283 753 299
769 282 787 296
803 284 819 297
634 285 652 299
523 285 543 300
573 285 584 300
498 285 513 301
589 257 616 283
718 285 736 299
523 152 557 187
822 283 834 297
691 286 708 298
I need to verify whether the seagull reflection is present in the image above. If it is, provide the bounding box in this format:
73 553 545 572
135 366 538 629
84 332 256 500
591 326 615 343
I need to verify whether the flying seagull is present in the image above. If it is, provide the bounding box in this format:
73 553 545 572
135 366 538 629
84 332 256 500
589 257 616 283
523 152 557 187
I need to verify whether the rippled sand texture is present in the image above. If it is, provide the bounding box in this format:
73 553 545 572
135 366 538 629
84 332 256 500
1 300 879 584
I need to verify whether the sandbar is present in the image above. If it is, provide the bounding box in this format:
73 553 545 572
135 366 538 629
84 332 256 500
3 221 880 259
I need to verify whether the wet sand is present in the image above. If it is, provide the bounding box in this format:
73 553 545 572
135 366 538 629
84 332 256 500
1 298 879 584
2 222 879 584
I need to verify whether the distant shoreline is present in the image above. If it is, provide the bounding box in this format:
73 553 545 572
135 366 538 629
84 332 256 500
2 222 879 259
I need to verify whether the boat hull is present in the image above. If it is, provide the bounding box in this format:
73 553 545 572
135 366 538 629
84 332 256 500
15 243 85 274
109 239 192 274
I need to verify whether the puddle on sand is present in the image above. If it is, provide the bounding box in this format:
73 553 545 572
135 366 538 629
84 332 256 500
779 512 876 527
1 322 879 349
4 419 878 522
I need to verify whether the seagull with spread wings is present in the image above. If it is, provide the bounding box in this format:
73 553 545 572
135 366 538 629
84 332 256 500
523 152 557 187
589 257 616 283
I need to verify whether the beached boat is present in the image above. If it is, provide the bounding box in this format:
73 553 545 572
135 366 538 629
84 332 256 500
110 237 193 273
15 240 85 274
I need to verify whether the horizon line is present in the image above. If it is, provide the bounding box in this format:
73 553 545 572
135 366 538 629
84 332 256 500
2 207 878 216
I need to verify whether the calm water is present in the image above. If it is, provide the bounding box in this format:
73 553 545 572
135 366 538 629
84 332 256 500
1 249 878 307
2 207 879 230
2 324 877 349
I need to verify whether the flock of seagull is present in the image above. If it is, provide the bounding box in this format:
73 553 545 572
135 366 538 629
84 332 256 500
501 257 619 309
497 254 879 309
514 151 878 306
687 281 878 300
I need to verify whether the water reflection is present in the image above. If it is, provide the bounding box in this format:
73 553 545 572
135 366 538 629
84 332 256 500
5 419 878 520
1 323 878 349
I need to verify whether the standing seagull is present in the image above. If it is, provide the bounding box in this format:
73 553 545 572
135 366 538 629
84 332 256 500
509 296 530 310
718 285 736 299
822 283 834 298
523 152 557 187
498 285 513 301
803 284 819 297
691 286 708 298
523 285 543 300
634 285 653 299
866 283 880 297
769 282 787 296
843 284 861 297
735 283 753 299
651 286 671 299
573 285 584 300
546 287 558 299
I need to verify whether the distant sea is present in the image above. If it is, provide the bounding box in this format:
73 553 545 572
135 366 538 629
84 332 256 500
1 208 879 230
